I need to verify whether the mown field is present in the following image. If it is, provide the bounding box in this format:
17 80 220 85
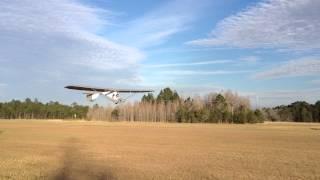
0 120 320 180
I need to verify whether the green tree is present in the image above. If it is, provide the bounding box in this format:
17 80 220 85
209 94 228 123
0 99 88 120
313 101 320 122
157 87 179 103
291 101 313 122
254 109 264 123
141 93 155 103
111 109 120 120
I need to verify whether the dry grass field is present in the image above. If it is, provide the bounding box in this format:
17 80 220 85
0 120 320 180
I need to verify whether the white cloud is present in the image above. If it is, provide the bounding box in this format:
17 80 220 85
161 70 252 76
144 56 260 68
187 0 320 50
243 88 320 107
254 57 320 79
144 60 231 68
173 85 225 97
240 56 260 64
0 0 143 71
231 56 261 67
310 79 320 85
0 0 145 102
111 0 210 48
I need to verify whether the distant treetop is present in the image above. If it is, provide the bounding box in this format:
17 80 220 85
156 87 180 103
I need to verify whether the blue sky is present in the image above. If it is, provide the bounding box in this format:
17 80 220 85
0 0 320 107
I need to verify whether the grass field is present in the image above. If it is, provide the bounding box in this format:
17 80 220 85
0 120 320 180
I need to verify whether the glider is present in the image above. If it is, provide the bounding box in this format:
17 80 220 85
65 85 154 104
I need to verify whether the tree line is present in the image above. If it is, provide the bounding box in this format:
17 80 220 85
0 98 88 119
263 101 320 122
1 88 319 123
87 88 265 123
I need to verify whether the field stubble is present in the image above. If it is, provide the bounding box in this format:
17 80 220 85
0 120 320 179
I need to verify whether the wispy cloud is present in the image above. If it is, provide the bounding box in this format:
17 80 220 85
187 0 320 50
0 0 145 102
231 56 261 67
310 79 320 85
144 60 231 68
173 84 225 97
240 56 260 64
254 57 320 79
243 88 320 107
0 0 143 78
161 70 252 76
112 0 210 48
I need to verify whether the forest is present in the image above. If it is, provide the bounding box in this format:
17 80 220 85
87 88 264 123
0 88 319 123
263 101 320 122
0 98 88 119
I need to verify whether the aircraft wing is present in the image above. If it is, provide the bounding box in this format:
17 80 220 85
65 85 154 93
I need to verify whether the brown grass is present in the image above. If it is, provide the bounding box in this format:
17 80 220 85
0 120 320 179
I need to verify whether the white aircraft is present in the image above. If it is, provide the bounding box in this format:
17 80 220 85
65 85 153 104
